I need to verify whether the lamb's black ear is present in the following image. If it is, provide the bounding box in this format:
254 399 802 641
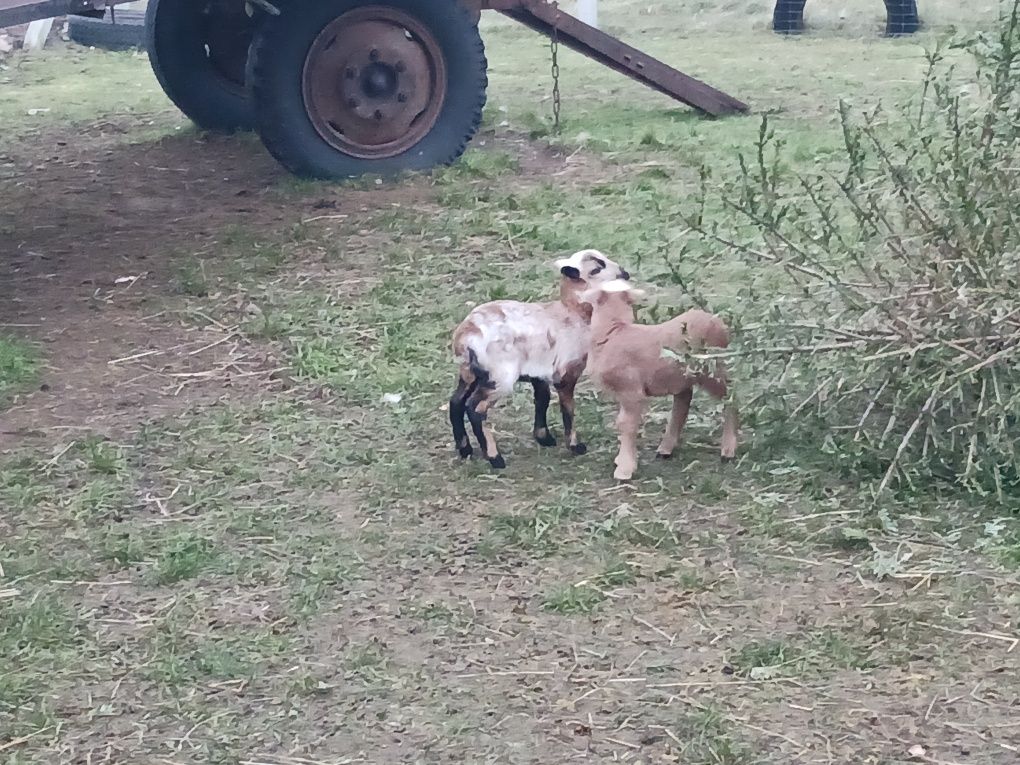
560 265 582 281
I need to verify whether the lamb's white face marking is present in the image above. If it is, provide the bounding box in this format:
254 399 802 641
600 279 637 293
555 249 630 285
579 279 646 304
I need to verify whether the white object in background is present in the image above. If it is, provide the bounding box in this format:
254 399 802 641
23 18 54 52
577 0 598 28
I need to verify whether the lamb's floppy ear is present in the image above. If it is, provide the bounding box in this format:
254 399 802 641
558 261 582 281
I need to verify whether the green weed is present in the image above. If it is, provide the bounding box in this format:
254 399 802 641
150 533 219 585
0 336 38 404
542 584 605 614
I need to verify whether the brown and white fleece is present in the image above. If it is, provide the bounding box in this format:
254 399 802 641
449 249 631 469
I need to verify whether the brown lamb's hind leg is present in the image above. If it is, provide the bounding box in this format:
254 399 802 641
657 388 693 459
704 360 738 462
720 402 739 461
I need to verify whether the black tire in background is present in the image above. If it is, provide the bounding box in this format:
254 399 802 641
247 0 487 179
68 10 146 51
884 0 920 36
772 0 807 33
145 0 256 132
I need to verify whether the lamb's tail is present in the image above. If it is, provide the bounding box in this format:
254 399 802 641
698 313 731 350
699 369 729 400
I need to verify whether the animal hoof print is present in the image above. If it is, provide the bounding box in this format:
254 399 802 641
570 443 588 456
489 455 507 470
536 434 557 448
458 446 473 459
656 452 673 460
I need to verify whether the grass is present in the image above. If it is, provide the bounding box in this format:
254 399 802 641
1 2 1018 762
542 583 606 614
671 705 752 765
0 46 184 143
149 532 219 585
0 336 37 406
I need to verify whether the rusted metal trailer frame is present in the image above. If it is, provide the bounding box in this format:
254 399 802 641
1 0 748 179
0 0 124 27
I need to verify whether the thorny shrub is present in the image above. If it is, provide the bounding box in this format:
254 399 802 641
687 2 1020 504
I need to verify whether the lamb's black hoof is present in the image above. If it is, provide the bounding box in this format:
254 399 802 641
489 455 507 469
721 455 735 464
458 445 473 459
535 433 557 448
570 443 588 456
656 452 674 460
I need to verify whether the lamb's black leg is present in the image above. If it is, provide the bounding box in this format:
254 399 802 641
531 379 557 447
555 374 587 456
466 386 505 469
450 374 476 458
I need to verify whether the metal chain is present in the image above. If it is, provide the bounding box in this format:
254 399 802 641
550 27 561 133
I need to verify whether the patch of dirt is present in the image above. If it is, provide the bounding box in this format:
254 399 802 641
312 504 1019 765
0 121 579 451
1 129 285 448
82 496 1012 765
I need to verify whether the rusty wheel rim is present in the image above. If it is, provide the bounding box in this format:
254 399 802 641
199 0 254 93
301 6 448 159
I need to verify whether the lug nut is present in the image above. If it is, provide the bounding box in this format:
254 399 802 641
369 48 380 61
374 110 384 120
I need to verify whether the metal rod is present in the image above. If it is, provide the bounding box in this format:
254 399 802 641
500 0 747 117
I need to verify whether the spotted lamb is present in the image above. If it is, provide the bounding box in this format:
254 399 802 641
449 249 631 468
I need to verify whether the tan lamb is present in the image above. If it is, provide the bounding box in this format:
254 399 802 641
450 249 631 469
581 279 738 480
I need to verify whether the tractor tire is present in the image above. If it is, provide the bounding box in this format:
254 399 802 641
772 0 807 34
884 0 920 36
68 10 145 51
145 0 256 132
248 0 487 179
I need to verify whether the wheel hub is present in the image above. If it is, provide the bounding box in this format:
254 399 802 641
361 62 398 99
302 7 448 159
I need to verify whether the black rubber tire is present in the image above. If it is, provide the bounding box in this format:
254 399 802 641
772 0 807 34
248 0 487 179
884 0 920 36
145 0 255 133
68 10 145 51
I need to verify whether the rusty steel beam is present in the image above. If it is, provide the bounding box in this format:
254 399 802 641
488 0 748 117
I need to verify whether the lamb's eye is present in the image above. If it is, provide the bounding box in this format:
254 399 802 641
589 266 604 276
